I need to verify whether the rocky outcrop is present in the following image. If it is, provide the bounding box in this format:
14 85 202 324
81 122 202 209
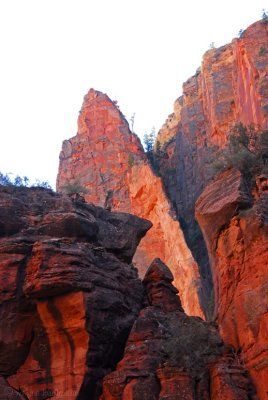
0 186 150 399
0 186 259 399
154 19 268 302
56 88 206 318
196 169 268 399
101 258 255 400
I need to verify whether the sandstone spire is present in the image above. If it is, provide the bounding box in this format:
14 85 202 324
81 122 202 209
57 88 205 317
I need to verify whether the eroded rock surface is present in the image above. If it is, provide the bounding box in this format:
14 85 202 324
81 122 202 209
101 258 255 400
154 19 268 307
0 186 150 399
196 169 268 399
156 19 268 219
56 88 205 318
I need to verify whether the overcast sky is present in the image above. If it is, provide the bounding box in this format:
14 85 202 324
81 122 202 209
0 0 266 187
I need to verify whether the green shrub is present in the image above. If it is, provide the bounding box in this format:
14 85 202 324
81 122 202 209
0 172 51 189
128 155 135 167
209 124 268 185
262 9 268 23
60 179 88 196
259 46 268 56
163 314 223 373
0 172 12 186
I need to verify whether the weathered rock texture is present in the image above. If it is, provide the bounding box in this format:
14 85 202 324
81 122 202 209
101 258 255 400
0 188 257 399
154 19 268 301
56 88 205 318
0 186 150 399
196 168 268 399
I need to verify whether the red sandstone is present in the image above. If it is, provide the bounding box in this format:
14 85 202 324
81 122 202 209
56 89 205 318
196 169 268 399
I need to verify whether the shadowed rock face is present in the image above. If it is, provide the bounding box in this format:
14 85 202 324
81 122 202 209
196 169 268 400
0 186 150 399
56 88 205 318
101 258 255 400
0 187 258 399
154 19 268 312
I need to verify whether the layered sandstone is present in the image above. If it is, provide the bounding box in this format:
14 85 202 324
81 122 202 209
0 186 150 399
196 169 268 399
102 258 255 400
0 187 257 399
154 19 268 295
56 89 205 318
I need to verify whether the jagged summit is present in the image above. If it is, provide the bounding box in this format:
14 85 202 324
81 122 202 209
57 86 205 318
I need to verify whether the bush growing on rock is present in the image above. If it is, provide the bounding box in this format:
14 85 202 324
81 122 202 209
163 313 223 373
210 123 268 184
60 179 88 196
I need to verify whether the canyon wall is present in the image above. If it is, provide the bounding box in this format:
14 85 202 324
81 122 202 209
56 89 206 318
153 19 268 399
2 18 266 399
196 169 268 400
0 185 256 399
0 186 150 399
102 258 256 400
154 19 268 293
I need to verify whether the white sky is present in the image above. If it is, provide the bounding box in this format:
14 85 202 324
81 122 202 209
0 0 266 187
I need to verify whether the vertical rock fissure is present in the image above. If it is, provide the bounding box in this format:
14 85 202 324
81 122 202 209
152 143 214 319
16 248 33 298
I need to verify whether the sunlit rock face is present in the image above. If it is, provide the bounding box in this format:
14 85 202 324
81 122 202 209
154 19 268 305
101 258 255 400
56 88 205 318
0 186 150 399
196 168 268 400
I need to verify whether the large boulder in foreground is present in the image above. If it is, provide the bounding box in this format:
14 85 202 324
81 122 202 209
101 258 255 400
196 169 268 400
0 186 150 399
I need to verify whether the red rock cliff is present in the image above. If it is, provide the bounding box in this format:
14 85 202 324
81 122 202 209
56 89 205 318
196 169 268 400
154 20 268 297
102 258 256 400
0 186 150 399
0 187 257 399
157 19 268 152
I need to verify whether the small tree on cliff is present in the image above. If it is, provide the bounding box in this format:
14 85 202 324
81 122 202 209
143 128 155 158
129 113 136 133
61 179 88 195
143 127 156 153
0 172 51 189
210 123 268 184
0 172 12 186
143 127 161 175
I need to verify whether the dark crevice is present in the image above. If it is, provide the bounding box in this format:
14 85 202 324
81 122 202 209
179 217 214 319
151 131 215 319
16 246 33 298
46 300 75 372
78 299 143 399
18 387 30 400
